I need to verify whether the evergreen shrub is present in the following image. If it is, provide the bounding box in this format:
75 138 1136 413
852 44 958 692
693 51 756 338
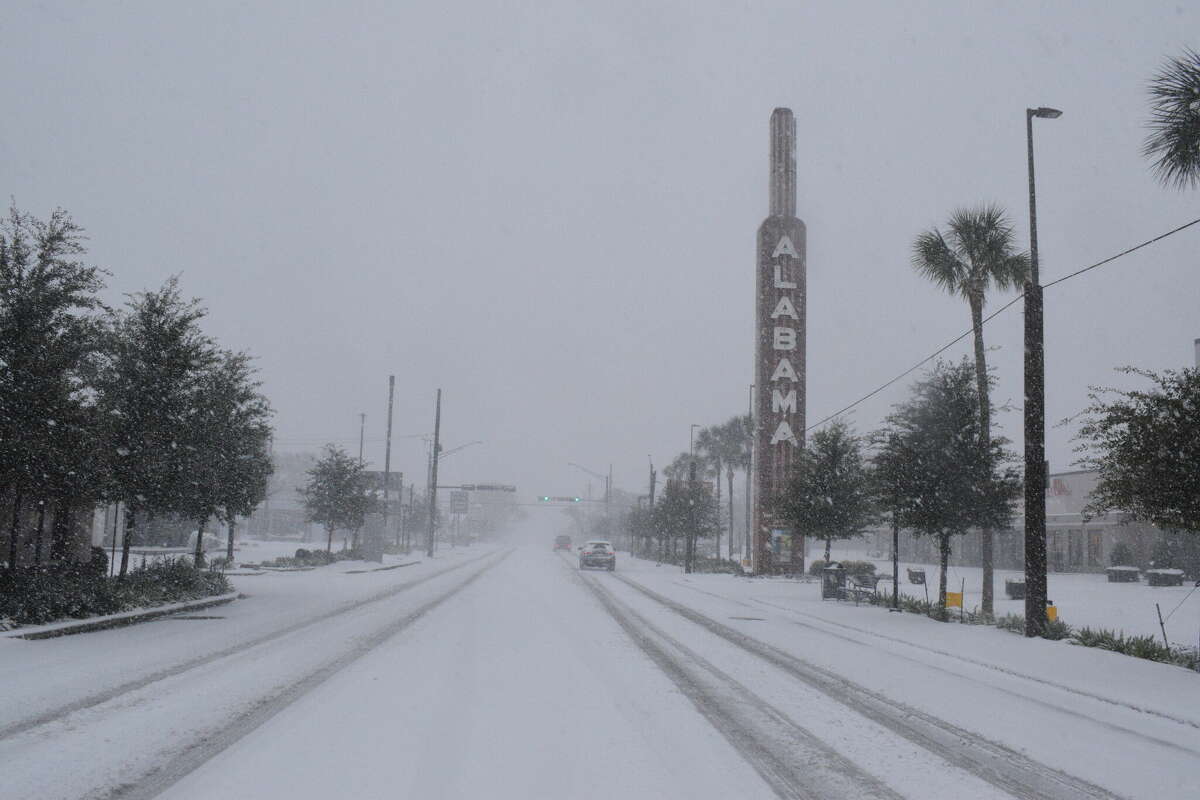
808 559 878 577
0 558 230 626
1109 541 1135 567
841 560 877 578
691 557 745 575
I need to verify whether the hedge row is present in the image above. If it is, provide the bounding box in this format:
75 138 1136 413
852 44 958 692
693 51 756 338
0 555 230 626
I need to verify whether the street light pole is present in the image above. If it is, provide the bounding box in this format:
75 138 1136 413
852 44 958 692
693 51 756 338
1023 106 1061 638
746 385 754 562
358 413 366 466
426 389 442 558
383 377 394 539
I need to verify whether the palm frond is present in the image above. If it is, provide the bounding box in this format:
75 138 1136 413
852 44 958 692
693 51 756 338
1144 48 1200 190
911 228 964 296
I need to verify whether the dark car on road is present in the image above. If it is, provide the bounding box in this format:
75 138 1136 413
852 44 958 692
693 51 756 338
578 540 616 571
553 535 572 551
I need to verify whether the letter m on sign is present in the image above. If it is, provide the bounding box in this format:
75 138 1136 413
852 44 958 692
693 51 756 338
771 389 797 414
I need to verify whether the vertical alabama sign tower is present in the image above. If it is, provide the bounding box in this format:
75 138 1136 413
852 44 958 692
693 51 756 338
752 108 806 574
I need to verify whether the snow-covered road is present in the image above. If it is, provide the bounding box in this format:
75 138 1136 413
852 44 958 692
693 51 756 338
3 538 1196 799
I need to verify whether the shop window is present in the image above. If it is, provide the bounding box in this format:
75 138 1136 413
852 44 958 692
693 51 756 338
1087 530 1102 567
1069 529 1083 567
1050 531 1066 571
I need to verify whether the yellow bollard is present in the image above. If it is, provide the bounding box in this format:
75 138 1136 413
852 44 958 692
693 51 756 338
1046 603 1058 622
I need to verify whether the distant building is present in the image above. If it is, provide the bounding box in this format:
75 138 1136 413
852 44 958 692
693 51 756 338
866 468 1163 573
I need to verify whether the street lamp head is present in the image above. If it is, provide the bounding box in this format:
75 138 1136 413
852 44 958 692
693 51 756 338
1030 107 1062 119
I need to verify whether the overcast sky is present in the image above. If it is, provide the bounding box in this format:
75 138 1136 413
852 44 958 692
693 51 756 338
2 1 1196 503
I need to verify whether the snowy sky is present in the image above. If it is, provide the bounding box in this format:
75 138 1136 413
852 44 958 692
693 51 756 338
1 1 1196 501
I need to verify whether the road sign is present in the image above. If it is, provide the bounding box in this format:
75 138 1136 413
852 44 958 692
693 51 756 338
449 490 469 514
364 471 401 491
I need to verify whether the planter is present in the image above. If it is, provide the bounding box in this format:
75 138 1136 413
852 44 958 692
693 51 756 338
1106 566 1140 583
1145 568 1184 587
1004 579 1026 599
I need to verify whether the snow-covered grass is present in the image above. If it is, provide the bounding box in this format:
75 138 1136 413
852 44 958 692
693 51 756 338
822 545 1200 648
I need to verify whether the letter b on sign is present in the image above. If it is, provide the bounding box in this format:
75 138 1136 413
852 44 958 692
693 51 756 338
773 327 796 351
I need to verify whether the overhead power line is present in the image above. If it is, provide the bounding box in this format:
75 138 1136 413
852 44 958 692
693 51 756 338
805 216 1200 433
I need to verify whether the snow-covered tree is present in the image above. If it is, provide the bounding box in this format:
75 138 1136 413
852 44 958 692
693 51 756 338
0 205 108 568
299 445 376 553
1074 367 1200 537
775 421 876 563
652 468 720 572
99 278 218 575
179 350 273 565
872 359 1021 616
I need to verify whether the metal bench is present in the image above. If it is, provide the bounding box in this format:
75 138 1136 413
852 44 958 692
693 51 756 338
847 573 881 601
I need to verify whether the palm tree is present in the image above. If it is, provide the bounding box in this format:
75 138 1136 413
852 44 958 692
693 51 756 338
1144 48 1200 189
729 414 753 560
912 206 1029 616
711 416 751 561
694 426 722 559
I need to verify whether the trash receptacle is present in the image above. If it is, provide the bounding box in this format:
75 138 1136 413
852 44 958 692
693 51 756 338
822 562 847 600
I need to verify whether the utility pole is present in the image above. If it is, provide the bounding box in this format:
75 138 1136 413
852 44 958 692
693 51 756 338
606 463 613 550
647 456 656 508
382 376 395 538
426 389 442 558
358 413 366 466
646 456 657 559
405 484 414 552
394 473 404 548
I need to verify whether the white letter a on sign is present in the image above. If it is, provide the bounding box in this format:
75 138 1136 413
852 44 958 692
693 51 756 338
770 420 799 446
770 358 798 382
772 235 798 259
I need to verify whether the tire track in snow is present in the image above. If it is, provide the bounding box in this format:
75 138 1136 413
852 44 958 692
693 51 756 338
0 549 499 743
746 596 1200 755
573 568 904 800
669 579 1200 750
614 573 1122 800
104 549 512 800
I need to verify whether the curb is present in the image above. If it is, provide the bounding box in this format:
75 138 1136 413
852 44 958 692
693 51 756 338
343 560 421 574
2 591 242 640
